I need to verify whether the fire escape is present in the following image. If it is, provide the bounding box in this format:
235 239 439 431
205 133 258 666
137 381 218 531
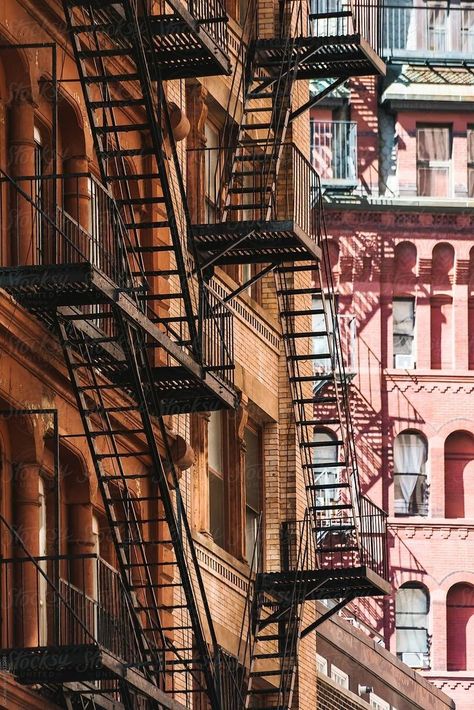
189 0 390 706
0 1 237 708
0 0 389 709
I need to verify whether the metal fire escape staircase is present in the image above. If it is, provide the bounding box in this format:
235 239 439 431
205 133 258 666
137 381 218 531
0 1 238 708
188 1 389 707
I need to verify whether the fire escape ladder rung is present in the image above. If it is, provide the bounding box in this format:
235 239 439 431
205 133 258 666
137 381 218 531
62 0 203 360
55 306 220 706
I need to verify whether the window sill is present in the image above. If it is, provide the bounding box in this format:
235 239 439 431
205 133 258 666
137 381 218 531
385 368 474 382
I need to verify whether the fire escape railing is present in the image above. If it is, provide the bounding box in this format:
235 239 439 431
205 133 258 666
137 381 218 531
309 0 383 56
0 172 235 389
0 553 140 663
281 497 388 580
189 142 321 242
382 4 474 62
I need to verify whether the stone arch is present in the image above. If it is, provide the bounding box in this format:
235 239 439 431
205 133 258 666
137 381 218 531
394 240 417 292
444 430 474 518
447 583 474 671
432 242 455 291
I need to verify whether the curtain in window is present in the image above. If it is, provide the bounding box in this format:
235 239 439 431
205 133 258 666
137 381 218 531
396 586 429 656
393 433 426 514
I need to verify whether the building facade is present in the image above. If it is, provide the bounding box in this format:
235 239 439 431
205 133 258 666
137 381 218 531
0 0 395 709
311 3 474 708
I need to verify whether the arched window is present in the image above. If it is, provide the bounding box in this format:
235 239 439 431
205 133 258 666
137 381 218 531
445 431 474 518
396 583 430 668
393 432 428 516
447 583 474 671
313 429 339 508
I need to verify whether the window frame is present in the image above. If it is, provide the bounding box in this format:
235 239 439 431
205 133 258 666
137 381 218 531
416 124 453 198
392 297 416 369
395 583 430 669
208 410 227 549
393 431 429 517
244 420 263 566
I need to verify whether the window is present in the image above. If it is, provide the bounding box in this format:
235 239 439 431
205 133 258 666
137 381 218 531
393 432 428 516
369 694 390 710
312 294 334 376
416 125 452 197
34 126 46 264
468 127 474 198
330 665 349 689
204 121 220 222
316 653 328 675
208 411 225 548
462 4 474 53
313 430 340 508
244 424 262 565
426 5 448 52
396 584 430 668
393 298 416 369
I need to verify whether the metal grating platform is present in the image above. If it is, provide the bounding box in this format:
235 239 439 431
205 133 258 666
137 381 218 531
191 220 322 265
254 35 386 79
257 567 391 601
0 263 237 413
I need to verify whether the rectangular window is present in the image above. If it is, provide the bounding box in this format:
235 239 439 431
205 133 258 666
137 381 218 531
461 4 474 53
245 424 262 565
468 127 474 198
426 5 447 52
209 411 225 548
204 122 220 222
393 298 416 369
312 294 335 376
330 665 349 689
417 125 452 197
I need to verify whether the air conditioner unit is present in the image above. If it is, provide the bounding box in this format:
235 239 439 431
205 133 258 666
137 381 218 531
394 354 414 369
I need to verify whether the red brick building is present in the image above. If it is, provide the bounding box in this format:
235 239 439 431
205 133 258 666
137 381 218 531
311 4 474 708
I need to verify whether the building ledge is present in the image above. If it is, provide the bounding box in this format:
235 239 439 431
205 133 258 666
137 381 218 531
385 369 474 383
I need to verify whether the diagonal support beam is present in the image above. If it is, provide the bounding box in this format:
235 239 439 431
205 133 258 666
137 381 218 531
301 593 355 639
290 76 347 122
222 261 278 304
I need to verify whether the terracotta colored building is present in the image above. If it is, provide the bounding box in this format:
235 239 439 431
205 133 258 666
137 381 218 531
311 4 474 709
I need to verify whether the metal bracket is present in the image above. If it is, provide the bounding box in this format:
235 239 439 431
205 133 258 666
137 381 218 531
301 593 355 639
290 76 347 122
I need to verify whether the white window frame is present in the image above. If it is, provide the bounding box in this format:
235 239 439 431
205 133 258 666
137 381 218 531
393 297 416 369
416 124 453 198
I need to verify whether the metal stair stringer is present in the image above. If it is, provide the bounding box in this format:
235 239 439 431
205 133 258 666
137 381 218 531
62 0 203 357
56 305 221 707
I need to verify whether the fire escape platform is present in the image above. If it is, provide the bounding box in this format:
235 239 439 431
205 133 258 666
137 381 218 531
0 264 237 413
148 13 231 79
257 567 391 601
191 220 322 265
1 644 187 709
253 35 386 79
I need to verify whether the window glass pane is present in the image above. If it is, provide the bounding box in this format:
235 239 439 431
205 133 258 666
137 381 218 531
396 585 429 663
208 411 223 475
245 508 259 563
209 471 224 547
393 299 415 356
417 126 450 161
417 166 449 197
